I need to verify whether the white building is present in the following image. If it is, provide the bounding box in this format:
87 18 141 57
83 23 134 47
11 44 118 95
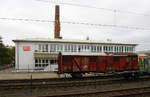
13 38 137 72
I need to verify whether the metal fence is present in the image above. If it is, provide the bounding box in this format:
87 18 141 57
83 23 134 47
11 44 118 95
14 64 58 72
0 64 15 71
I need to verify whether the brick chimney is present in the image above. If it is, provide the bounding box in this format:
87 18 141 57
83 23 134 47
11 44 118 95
54 5 62 39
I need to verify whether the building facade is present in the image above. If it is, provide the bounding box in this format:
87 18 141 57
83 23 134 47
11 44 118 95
13 38 137 72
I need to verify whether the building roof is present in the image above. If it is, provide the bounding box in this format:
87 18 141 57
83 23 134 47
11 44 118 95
137 53 148 57
61 52 106 56
136 50 150 54
13 38 137 46
60 52 137 56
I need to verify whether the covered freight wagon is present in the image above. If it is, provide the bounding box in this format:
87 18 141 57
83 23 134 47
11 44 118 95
58 52 139 77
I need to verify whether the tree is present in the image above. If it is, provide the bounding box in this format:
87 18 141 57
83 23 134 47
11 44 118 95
0 36 2 43
8 46 15 64
0 37 15 65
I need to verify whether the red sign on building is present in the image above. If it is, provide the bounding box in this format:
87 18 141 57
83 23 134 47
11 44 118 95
23 46 30 51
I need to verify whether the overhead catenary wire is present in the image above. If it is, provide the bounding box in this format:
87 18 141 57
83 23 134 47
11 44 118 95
0 18 51 22
36 0 150 17
0 17 150 30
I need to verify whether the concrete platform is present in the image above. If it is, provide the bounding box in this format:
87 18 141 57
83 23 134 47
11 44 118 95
0 67 67 80
0 68 104 80
0 72 60 80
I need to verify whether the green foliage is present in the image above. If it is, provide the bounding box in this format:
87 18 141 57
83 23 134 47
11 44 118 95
0 38 15 65
139 59 150 71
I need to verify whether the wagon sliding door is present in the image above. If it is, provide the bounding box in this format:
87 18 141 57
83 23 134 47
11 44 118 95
72 57 89 72
62 56 73 73
106 56 114 72
96 56 106 72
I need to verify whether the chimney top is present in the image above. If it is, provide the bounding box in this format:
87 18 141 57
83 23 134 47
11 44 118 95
54 5 62 39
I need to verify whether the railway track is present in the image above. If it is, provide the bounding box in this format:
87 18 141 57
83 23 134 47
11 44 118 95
0 75 150 90
0 78 122 90
1 75 150 97
36 86 150 97
0 74 121 87
0 73 149 85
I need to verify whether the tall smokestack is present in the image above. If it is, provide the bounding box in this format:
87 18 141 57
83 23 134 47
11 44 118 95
54 5 62 39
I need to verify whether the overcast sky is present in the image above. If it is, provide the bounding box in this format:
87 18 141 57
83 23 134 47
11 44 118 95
0 0 150 51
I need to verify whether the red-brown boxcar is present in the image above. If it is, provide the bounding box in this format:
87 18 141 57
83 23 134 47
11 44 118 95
58 52 139 77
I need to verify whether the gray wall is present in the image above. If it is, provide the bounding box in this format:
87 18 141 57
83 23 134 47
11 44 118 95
15 42 35 70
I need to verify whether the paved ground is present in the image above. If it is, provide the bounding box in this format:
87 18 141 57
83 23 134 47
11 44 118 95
0 72 60 80
0 67 102 80
0 68 66 80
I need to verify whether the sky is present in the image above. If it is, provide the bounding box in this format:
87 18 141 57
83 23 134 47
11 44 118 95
0 0 150 51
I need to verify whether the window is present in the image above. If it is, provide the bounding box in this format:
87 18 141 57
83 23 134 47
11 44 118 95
60 45 63 51
93 46 96 52
65 45 67 52
85 45 87 51
74 45 77 52
35 45 38 52
46 59 48 63
50 59 57 64
71 45 73 52
39 44 42 52
121 46 124 52
97 46 102 52
108 46 111 52
99 46 102 52
78 45 81 52
91 45 94 52
129 47 133 52
116 46 119 52
56 44 59 52
90 57 96 62
103 46 105 52
125 46 127 52
45 44 48 52
38 44 49 52
35 59 38 63
68 45 71 52
97 46 100 52
42 45 44 52
131 47 134 52
35 64 38 67
103 46 108 52
49 45 51 52
35 59 41 68
87 45 90 50
114 46 117 52
127 47 129 52
53 44 56 52
35 58 59 69
39 59 41 63
81 45 83 51
110 46 113 52
50 44 53 52
114 57 119 61
121 46 123 52
35 59 50 68
84 45 86 51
